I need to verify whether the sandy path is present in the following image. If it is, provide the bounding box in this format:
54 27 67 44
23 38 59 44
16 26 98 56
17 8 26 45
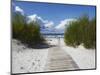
44 46 79 71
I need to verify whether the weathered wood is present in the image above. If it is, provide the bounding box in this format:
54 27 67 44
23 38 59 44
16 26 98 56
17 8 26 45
44 46 79 71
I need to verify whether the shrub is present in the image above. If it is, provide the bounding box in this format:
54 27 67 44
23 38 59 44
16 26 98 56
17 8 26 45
12 12 45 48
12 12 26 39
64 21 81 47
83 18 96 49
64 15 96 49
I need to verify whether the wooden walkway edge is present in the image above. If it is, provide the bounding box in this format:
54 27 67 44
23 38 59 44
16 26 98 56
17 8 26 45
44 46 79 71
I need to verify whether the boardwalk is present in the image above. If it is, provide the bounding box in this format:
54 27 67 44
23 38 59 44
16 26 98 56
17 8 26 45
45 46 79 71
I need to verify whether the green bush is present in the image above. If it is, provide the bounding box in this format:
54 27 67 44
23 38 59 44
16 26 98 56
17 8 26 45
83 18 96 49
64 15 96 49
64 21 81 47
12 13 26 39
12 12 45 48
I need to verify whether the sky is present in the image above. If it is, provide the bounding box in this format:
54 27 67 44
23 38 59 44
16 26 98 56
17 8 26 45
12 0 96 31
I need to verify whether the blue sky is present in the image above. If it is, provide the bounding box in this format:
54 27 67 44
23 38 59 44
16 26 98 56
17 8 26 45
14 1 95 23
12 0 96 29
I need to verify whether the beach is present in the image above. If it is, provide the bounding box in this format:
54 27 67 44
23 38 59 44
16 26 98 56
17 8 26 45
12 38 95 73
12 39 49 73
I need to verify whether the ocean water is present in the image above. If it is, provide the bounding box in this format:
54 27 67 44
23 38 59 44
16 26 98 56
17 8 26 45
42 34 64 38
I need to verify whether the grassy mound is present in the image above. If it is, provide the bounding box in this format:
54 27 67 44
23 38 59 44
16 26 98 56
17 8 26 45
12 12 47 48
64 15 96 49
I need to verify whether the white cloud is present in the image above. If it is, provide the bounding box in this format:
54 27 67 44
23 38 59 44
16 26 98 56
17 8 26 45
27 14 54 29
27 14 76 31
44 21 54 28
15 6 24 15
28 14 48 23
28 14 38 22
37 16 49 23
55 19 76 30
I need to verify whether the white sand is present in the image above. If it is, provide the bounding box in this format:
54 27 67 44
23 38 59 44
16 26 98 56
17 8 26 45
12 38 96 73
12 39 49 73
45 38 95 69
60 38 96 69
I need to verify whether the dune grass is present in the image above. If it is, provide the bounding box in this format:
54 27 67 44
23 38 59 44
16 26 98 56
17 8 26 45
64 15 96 49
12 12 46 48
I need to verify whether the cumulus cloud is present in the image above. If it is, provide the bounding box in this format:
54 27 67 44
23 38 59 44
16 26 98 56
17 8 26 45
55 19 76 30
28 14 76 31
27 14 54 29
28 14 38 22
37 16 49 24
15 6 24 15
44 21 54 28
28 14 48 23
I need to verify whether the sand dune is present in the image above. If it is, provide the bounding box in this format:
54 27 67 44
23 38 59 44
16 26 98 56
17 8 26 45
12 38 95 73
12 39 49 73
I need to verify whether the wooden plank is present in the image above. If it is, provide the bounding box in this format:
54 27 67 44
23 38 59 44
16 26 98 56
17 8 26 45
44 46 79 71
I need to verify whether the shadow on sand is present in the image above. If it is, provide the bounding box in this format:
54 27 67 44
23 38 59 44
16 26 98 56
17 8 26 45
15 39 57 49
26 43 57 49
